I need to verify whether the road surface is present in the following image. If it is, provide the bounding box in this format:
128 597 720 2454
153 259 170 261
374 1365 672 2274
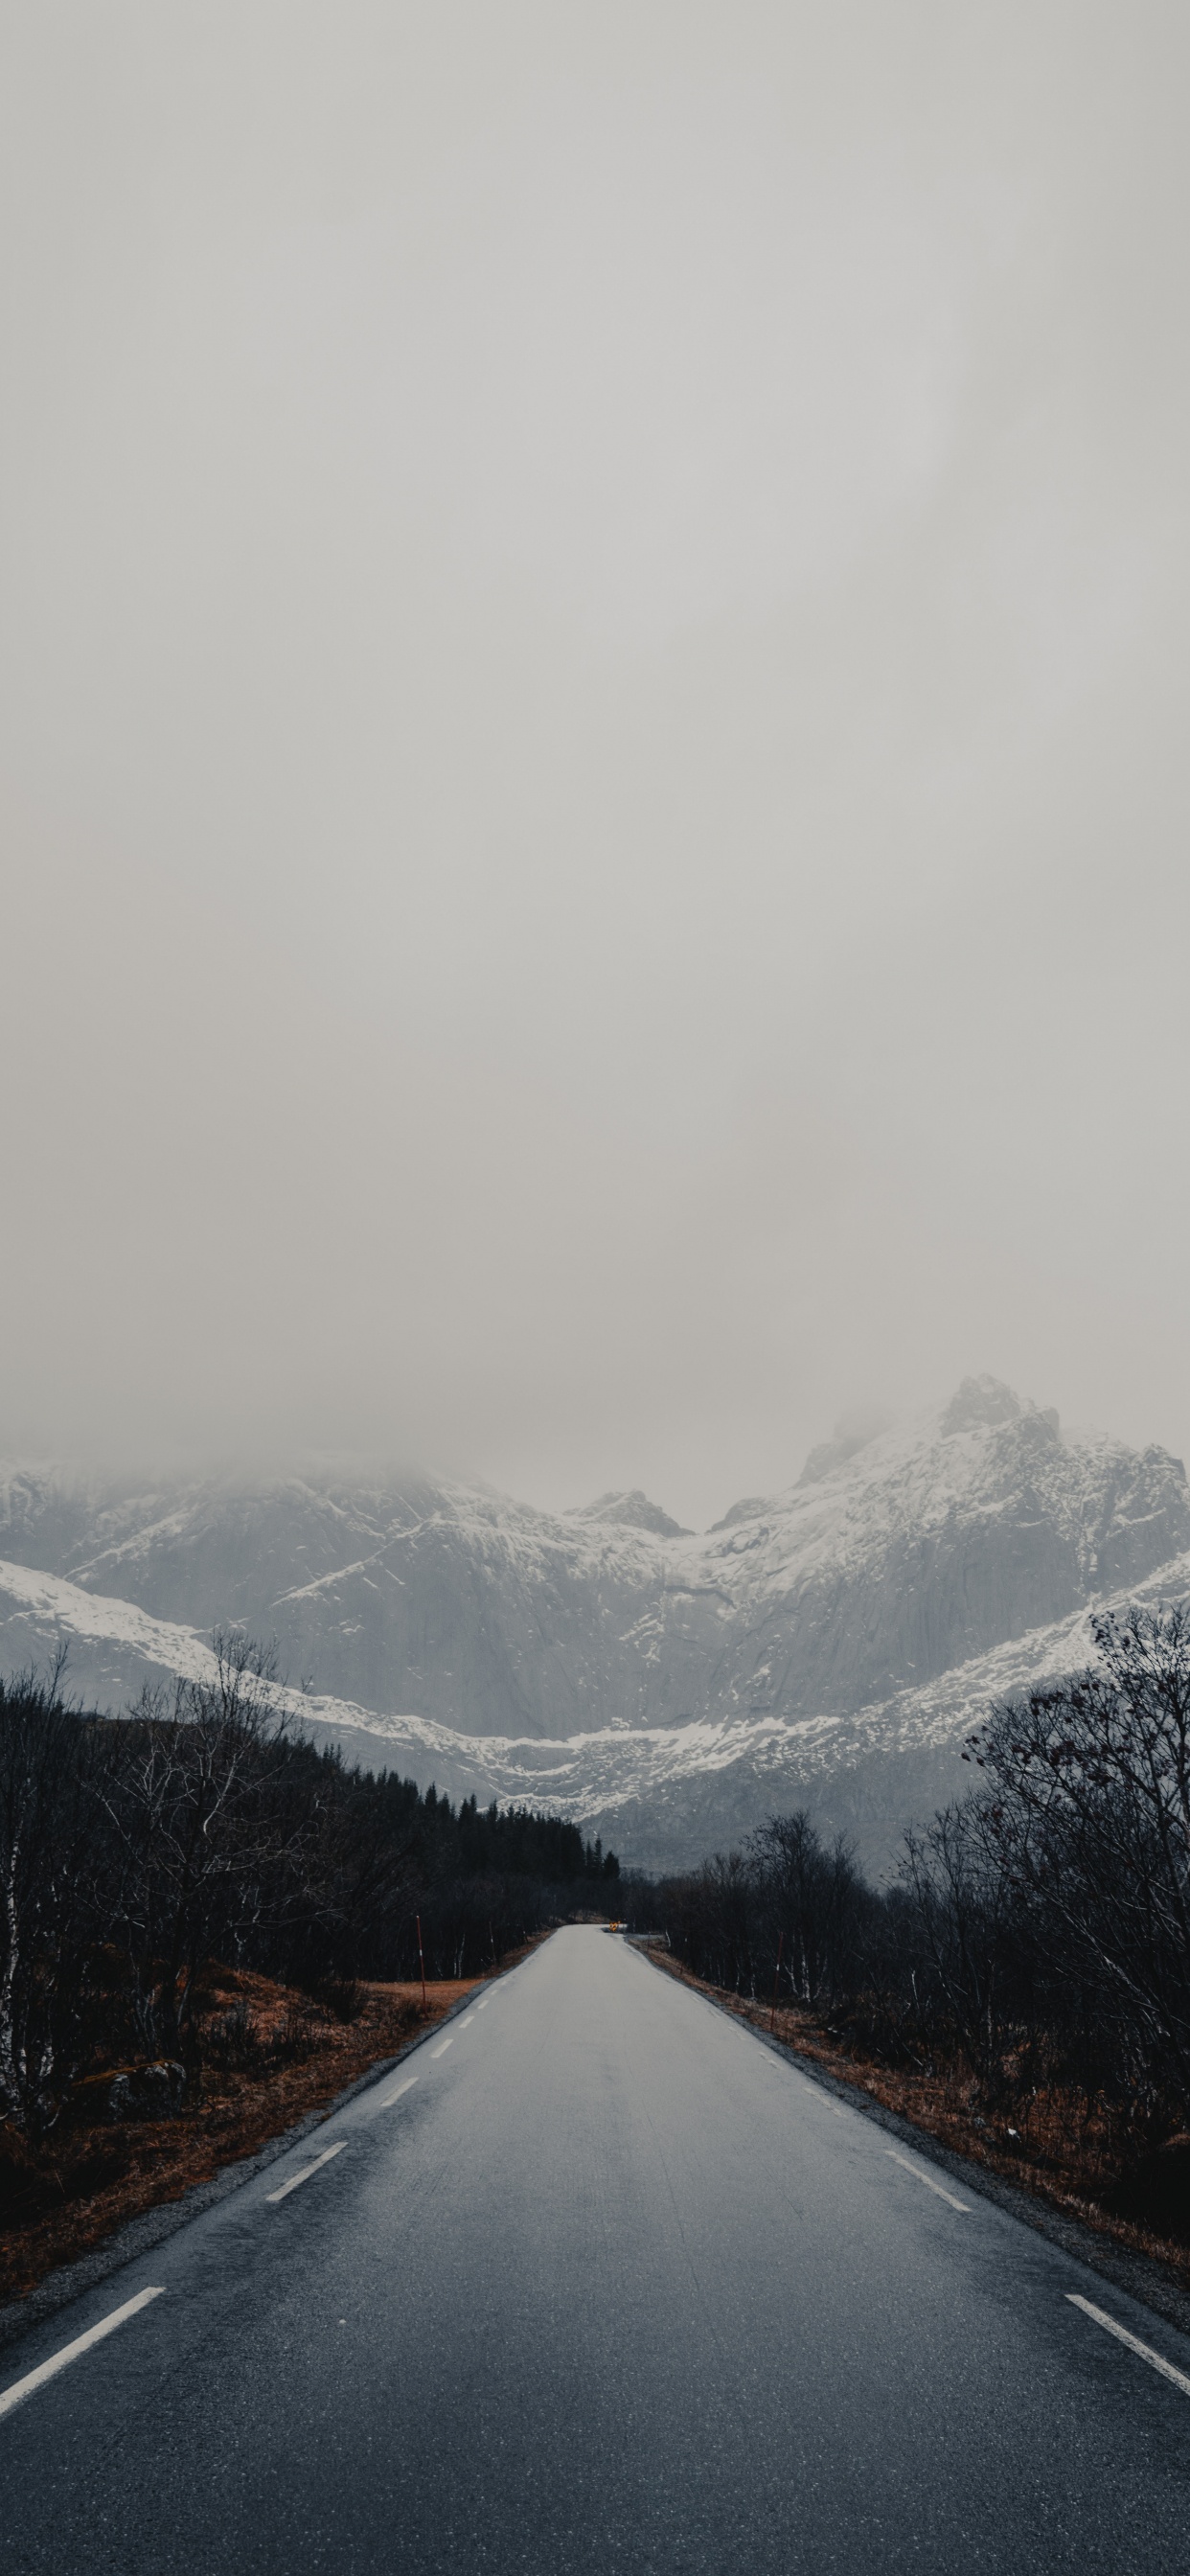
4 1925 1190 2571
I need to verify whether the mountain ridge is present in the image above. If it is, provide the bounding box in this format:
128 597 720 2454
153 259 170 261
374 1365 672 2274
3 1378 1188 1866
3 1534 1188 1874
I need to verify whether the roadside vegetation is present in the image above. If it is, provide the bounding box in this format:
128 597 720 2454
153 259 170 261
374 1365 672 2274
643 1605 1190 2274
0 1636 618 2300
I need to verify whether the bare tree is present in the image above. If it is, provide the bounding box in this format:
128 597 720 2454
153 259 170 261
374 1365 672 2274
97 1633 306 2055
969 1605 1190 2117
745 1811 864 2011
900 1800 1018 2089
0 1655 99 2135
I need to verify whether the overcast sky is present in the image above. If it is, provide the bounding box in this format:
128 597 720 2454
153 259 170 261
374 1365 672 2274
2 2 1188 1530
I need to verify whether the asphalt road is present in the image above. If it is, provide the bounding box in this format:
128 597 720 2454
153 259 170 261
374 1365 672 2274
5 1925 1190 2573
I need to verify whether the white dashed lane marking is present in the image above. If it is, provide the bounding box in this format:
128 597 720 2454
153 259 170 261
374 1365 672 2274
0 2288 165 2424
885 2149 971 2213
1068 2296 1190 2398
265 2142 346 2205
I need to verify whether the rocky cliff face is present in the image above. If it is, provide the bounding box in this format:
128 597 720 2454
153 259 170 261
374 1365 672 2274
683 1382 1190 1725
2 1380 1187 1762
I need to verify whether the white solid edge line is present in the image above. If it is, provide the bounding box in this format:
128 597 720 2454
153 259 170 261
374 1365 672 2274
1067 2295 1190 2398
265 2141 346 2204
379 2075 419 2107
429 2034 454 2058
0 2286 165 2423
885 2148 971 2212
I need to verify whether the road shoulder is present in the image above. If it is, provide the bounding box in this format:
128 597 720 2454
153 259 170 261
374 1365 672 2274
635 1939 1190 2342
0 1978 487 2354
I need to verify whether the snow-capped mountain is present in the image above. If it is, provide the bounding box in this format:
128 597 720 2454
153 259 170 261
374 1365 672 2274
3 1376 1188 1869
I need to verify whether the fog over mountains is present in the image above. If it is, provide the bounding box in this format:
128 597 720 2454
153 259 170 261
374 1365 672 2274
3 1376 1189 1871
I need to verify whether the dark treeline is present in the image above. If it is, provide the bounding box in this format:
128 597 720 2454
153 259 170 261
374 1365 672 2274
0 1636 618 2137
650 1607 1190 2174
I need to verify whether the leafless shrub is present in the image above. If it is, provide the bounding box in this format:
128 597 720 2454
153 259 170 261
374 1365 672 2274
316 1976 366 2024
201 2001 260 2070
267 2006 322 2063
